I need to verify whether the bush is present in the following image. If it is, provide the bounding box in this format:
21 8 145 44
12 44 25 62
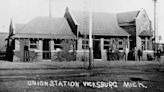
56 51 76 61
54 39 76 61
107 52 119 61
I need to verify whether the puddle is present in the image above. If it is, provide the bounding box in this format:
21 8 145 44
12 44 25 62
130 77 143 81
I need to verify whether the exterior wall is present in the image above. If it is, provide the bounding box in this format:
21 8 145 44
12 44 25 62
135 9 153 61
13 37 129 62
136 9 151 49
102 37 129 61
76 37 102 61
13 39 21 62
76 37 86 60
76 50 90 61
13 38 76 62
76 37 129 61
13 39 29 62
13 39 43 62
14 39 20 51
120 26 136 50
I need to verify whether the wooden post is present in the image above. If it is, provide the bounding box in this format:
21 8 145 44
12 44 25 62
88 0 93 70
153 0 157 50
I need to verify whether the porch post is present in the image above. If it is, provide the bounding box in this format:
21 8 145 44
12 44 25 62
15 39 20 51
51 39 54 60
38 39 43 61
100 38 105 60
77 37 82 50
76 37 82 60
13 39 20 62
145 37 148 50
127 36 130 49
100 38 104 53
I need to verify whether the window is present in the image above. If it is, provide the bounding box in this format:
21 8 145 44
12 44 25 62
29 39 38 49
54 39 62 50
118 39 123 50
82 39 89 49
147 40 150 50
104 39 111 50
119 41 123 45
141 39 146 50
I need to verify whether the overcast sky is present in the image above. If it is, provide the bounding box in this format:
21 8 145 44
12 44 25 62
0 0 164 42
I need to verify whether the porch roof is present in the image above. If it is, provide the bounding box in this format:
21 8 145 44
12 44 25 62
13 17 76 39
12 33 76 39
139 30 153 37
70 10 129 36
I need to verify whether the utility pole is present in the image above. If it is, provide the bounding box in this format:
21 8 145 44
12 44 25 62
49 0 52 17
88 0 93 70
153 0 157 49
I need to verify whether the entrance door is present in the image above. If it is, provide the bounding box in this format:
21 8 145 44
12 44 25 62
129 36 136 50
43 39 51 60
93 40 101 59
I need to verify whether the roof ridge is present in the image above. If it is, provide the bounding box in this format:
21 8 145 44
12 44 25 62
117 10 140 14
34 16 65 19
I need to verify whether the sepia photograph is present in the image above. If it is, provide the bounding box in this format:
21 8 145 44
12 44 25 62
0 0 164 92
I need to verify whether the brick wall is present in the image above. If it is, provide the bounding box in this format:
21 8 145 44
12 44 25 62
136 9 152 50
13 39 43 62
13 39 29 62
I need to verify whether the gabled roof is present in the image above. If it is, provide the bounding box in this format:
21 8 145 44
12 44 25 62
13 17 76 39
139 30 153 37
117 11 140 24
70 10 129 36
15 24 25 33
0 32 8 52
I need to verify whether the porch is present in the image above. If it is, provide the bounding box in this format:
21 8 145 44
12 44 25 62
13 37 76 62
76 36 129 61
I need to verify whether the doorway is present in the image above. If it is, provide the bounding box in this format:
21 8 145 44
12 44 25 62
93 40 101 59
43 39 51 60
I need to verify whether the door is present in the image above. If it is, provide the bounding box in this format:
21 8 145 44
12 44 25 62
93 40 101 59
43 39 51 60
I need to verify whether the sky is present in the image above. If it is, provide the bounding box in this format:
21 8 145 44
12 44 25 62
0 0 164 42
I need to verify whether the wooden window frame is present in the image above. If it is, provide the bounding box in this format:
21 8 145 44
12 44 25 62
54 39 62 50
82 39 89 49
104 39 111 50
118 39 124 50
29 39 38 49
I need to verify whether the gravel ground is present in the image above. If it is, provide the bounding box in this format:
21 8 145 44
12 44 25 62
0 57 164 92
0 57 164 69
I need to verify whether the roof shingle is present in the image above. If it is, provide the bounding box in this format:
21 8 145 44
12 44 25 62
139 30 153 37
117 11 140 24
14 17 76 39
71 11 129 36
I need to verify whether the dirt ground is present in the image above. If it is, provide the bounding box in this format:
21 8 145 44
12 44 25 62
0 58 164 92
